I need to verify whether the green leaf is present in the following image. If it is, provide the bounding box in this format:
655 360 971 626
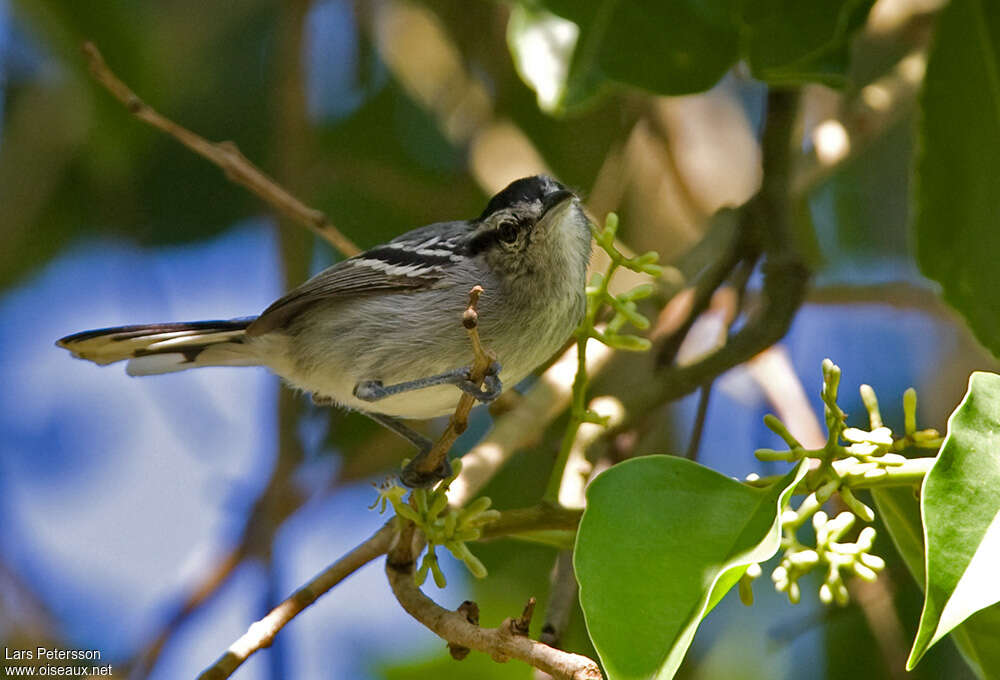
507 0 874 112
907 372 1000 669
913 0 1000 358
511 0 740 112
575 456 805 680
873 485 1000 679
739 0 876 87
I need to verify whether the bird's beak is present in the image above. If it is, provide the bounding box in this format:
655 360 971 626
538 190 576 229
541 189 575 215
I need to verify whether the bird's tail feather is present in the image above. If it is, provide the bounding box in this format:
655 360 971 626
57 318 259 376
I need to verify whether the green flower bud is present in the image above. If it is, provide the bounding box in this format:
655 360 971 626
840 488 875 523
859 553 885 571
859 384 883 429
788 582 801 604
738 574 755 606
819 583 834 604
903 388 917 436
853 563 878 582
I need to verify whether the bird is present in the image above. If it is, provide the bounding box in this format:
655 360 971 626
57 175 593 484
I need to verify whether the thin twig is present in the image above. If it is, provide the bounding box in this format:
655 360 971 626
385 554 602 680
448 337 614 507
406 285 494 483
196 522 395 680
539 550 577 647
80 41 360 257
685 383 713 461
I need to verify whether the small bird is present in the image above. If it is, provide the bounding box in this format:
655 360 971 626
58 175 593 485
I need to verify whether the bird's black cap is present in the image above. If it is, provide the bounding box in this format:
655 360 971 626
479 175 569 220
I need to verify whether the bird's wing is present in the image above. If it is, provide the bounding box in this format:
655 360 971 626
247 222 469 336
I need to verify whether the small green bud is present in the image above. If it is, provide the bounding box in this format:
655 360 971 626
816 479 840 504
428 493 449 519
602 213 619 240
413 488 428 515
745 563 762 580
840 489 875 523
738 573 755 606
788 582 801 604
853 563 878 582
432 561 448 588
464 509 502 527
622 283 656 301
912 428 941 442
859 552 885 571
604 333 651 352
859 384 883 429
834 583 850 606
395 504 421 523
454 526 482 542
827 512 856 540
763 414 803 449
789 550 820 568
819 583 834 604
903 388 917 436
812 510 829 531
415 555 430 586
877 453 906 467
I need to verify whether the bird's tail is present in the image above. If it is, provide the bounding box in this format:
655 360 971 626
57 318 259 376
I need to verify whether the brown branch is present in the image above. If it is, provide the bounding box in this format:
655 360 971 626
385 554 602 680
608 90 809 435
539 550 577 647
196 522 395 680
404 285 494 484
80 41 360 257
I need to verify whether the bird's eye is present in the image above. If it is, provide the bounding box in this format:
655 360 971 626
498 220 519 244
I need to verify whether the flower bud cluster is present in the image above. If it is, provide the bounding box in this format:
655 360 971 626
750 360 934 606
375 459 500 587
771 511 885 605
585 213 664 354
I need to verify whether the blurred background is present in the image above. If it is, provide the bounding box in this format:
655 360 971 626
0 0 995 678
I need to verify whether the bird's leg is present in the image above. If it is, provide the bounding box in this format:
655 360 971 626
363 412 450 488
353 361 502 404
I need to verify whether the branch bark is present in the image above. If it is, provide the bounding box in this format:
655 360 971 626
404 286 495 484
385 554 603 680
81 42 360 257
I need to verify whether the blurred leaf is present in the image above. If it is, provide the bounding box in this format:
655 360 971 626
507 0 875 112
913 0 1000 358
906 372 1000 670
2 1 282 291
739 0 876 87
575 456 804 680
512 0 740 112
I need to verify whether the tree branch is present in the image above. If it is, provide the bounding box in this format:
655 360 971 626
404 285 494 484
80 42 360 257
196 522 395 680
385 552 603 680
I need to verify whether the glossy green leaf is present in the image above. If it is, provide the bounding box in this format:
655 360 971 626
739 0 876 87
575 456 805 680
907 372 1000 668
913 0 1000 358
874 485 1000 679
